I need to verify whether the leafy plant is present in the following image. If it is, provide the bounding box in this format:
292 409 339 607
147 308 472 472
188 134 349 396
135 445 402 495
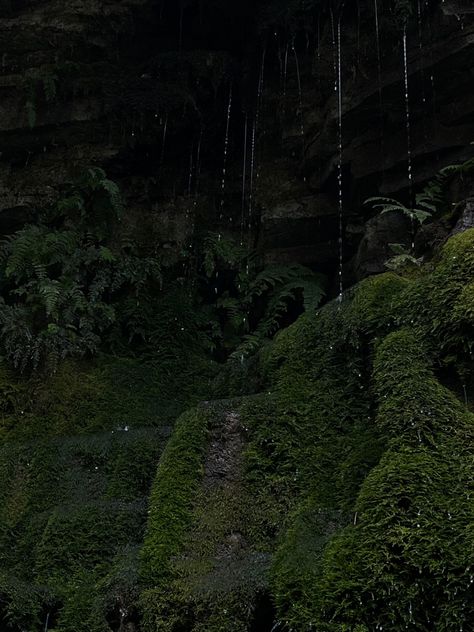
384 243 422 271
364 195 433 225
200 233 326 359
366 158 474 232
0 169 160 371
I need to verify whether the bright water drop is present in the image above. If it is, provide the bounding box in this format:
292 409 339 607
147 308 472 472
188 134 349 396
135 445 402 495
219 84 233 222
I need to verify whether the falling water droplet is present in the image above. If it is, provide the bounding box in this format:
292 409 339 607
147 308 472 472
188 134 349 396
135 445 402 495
219 84 233 221
240 113 248 246
187 143 194 197
282 42 289 127
403 29 413 191
402 28 415 250
248 118 257 236
335 9 345 301
292 42 305 159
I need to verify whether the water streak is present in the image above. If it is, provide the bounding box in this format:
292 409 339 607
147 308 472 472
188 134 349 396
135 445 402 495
337 14 344 300
219 84 233 231
292 43 305 162
416 0 426 105
241 113 248 245
256 47 266 140
403 29 413 195
248 119 257 239
403 28 415 249
282 42 289 124
253 48 266 223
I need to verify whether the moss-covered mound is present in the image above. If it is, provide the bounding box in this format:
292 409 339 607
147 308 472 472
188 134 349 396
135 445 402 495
140 230 474 631
2 231 474 630
0 352 216 631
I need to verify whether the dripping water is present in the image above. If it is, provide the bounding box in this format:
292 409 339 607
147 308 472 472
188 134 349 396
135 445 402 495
256 47 266 145
330 11 338 96
219 84 233 235
416 0 426 105
292 42 305 166
282 42 289 130
241 113 248 246
403 28 415 248
187 143 194 197
336 13 344 301
247 118 257 268
425 4 438 142
253 47 266 226
187 129 203 285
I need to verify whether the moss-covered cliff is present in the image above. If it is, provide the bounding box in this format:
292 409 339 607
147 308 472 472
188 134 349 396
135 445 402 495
1 1 474 631
137 229 474 631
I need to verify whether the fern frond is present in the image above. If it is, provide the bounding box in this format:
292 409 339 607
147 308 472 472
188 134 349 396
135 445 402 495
39 280 62 317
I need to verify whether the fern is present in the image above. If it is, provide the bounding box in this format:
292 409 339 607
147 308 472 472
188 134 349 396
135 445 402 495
365 196 431 225
367 158 474 234
384 244 422 271
202 232 247 277
222 258 326 360
0 168 160 371
39 280 62 317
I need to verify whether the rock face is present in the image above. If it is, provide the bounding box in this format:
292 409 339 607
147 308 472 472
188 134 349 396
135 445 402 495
0 1 473 280
353 210 411 280
253 2 474 278
452 197 474 234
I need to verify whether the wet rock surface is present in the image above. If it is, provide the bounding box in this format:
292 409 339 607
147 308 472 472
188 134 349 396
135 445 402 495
0 2 472 283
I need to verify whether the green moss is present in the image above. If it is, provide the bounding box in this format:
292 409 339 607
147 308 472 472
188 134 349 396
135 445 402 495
373 329 466 443
139 407 210 621
316 440 474 631
3 214 474 632
0 344 216 630
301 326 474 630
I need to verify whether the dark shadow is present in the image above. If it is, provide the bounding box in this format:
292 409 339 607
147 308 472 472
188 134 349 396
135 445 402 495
250 591 276 632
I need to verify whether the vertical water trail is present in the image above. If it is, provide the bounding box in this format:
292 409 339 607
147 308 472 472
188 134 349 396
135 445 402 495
256 47 267 142
282 42 289 126
330 10 337 96
187 128 203 286
403 28 413 196
253 47 266 223
416 0 426 105
219 84 233 237
240 113 248 246
426 8 438 137
247 118 257 267
403 27 415 249
292 43 306 165
337 14 344 301
317 13 321 63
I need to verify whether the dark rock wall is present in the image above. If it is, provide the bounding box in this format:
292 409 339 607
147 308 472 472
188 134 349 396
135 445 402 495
0 0 473 286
